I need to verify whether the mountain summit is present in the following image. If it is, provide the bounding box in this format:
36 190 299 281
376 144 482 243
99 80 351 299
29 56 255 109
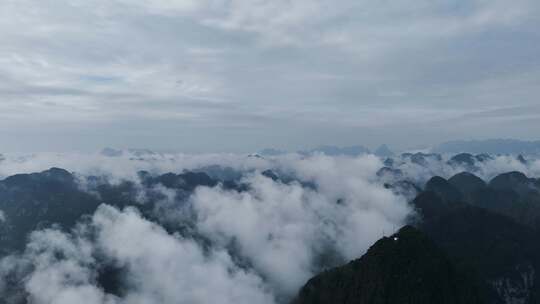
292 226 483 304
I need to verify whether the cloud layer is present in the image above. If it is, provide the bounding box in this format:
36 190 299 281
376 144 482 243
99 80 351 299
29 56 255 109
0 153 414 303
1 151 539 303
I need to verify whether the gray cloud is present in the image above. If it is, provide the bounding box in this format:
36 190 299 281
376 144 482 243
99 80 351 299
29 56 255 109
0 0 539 151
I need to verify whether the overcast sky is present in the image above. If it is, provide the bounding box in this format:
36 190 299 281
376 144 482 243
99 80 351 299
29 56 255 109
0 0 539 152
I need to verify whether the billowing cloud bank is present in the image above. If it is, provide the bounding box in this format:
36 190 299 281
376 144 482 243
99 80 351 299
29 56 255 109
0 152 412 303
1 151 539 303
191 172 408 295
1 205 276 304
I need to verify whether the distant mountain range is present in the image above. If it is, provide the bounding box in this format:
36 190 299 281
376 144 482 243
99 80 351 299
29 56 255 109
259 145 394 157
299 145 372 156
434 139 540 154
259 139 540 157
99 139 540 158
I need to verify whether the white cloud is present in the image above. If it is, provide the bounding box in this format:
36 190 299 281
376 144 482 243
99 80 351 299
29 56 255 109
190 155 411 296
1 205 276 304
93 205 275 304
